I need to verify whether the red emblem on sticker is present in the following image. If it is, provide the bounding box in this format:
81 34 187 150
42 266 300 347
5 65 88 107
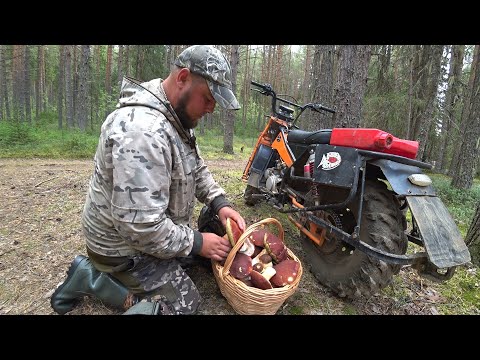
318 152 341 170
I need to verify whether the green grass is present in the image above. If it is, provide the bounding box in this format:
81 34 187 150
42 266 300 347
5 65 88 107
436 266 480 314
0 120 256 160
429 173 480 235
0 120 99 159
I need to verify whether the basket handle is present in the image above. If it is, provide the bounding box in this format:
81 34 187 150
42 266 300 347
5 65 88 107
221 218 284 279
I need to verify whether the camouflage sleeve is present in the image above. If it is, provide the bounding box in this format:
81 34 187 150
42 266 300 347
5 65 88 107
109 130 195 258
194 155 228 210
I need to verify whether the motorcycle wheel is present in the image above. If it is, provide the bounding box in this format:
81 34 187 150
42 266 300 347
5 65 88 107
244 185 262 206
300 179 408 299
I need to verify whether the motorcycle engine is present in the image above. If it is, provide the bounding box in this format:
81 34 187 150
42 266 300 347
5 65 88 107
264 167 282 194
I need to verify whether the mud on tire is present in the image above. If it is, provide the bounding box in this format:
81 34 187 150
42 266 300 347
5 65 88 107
244 185 262 206
300 179 408 299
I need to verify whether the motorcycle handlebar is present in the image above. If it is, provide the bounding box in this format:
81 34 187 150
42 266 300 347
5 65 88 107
312 103 336 114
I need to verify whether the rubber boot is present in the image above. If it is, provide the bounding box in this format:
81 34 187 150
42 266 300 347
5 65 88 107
197 205 225 236
50 255 135 315
122 299 175 315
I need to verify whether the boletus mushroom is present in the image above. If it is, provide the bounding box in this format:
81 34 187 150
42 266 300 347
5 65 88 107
270 260 300 287
248 228 268 247
229 253 252 280
250 270 273 290
226 218 243 247
263 233 288 264
251 245 263 258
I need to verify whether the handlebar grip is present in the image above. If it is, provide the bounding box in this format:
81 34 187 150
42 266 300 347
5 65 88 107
313 103 335 114
251 80 263 87
322 106 335 114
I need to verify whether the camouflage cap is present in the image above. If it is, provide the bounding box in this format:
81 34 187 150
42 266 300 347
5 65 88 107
175 45 240 110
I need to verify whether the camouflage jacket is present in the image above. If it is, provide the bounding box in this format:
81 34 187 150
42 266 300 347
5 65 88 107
82 76 229 258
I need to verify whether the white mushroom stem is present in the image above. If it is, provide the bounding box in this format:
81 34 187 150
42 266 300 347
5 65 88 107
252 249 268 266
262 266 276 281
239 238 255 257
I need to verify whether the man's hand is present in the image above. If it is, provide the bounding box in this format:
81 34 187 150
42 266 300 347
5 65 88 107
199 232 232 262
218 207 246 232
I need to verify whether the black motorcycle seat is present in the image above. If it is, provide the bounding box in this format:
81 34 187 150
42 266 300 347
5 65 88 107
287 129 332 145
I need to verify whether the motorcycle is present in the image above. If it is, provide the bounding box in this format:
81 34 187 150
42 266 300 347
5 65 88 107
242 81 471 299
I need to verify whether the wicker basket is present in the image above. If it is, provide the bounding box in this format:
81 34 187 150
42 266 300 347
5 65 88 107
212 218 303 315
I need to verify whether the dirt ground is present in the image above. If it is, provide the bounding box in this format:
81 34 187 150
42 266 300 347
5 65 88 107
0 158 451 315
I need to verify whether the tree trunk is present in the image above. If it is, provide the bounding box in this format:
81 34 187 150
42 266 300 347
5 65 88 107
409 45 428 140
310 45 334 130
437 45 464 172
223 45 239 154
241 45 250 128
65 45 74 128
125 45 130 77
117 45 123 88
77 45 90 131
376 45 391 94
275 45 284 94
57 45 65 130
35 46 42 119
24 45 31 124
466 201 480 266
73 45 78 124
351 45 372 128
0 45 4 120
0 45 12 120
416 45 443 161
12 45 24 122
105 45 113 119
451 45 480 189
301 45 312 105
405 47 416 139
333 45 370 128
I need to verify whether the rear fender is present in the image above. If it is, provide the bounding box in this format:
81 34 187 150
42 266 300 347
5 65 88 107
371 159 471 268
370 159 435 196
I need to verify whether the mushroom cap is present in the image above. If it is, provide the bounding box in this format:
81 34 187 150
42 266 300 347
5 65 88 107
253 262 264 273
259 253 273 264
226 218 243 247
230 253 252 279
264 233 287 263
248 228 268 247
270 259 300 287
252 245 263 258
250 270 273 290
238 276 253 287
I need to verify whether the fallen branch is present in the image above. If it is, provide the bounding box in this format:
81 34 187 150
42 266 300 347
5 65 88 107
34 176 59 187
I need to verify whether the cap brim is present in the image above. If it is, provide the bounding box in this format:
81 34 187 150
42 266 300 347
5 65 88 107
207 81 241 110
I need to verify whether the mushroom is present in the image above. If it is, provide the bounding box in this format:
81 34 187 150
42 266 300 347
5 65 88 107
250 270 273 290
248 228 268 247
238 276 253 287
253 262 264 273
251 245 263 258
229 253 252 280
239 238 255 257
252 249 272 268
225 218 243 247
270 260 300 287
263 233 287 264
261 266 276 281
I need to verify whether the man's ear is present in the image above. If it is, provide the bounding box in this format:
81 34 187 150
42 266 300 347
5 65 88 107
176 68 190 88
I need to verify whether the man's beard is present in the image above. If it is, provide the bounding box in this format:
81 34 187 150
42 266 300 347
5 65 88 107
174 89 198 130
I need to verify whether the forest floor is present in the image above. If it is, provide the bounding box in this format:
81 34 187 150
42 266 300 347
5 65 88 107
0 158 473 316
